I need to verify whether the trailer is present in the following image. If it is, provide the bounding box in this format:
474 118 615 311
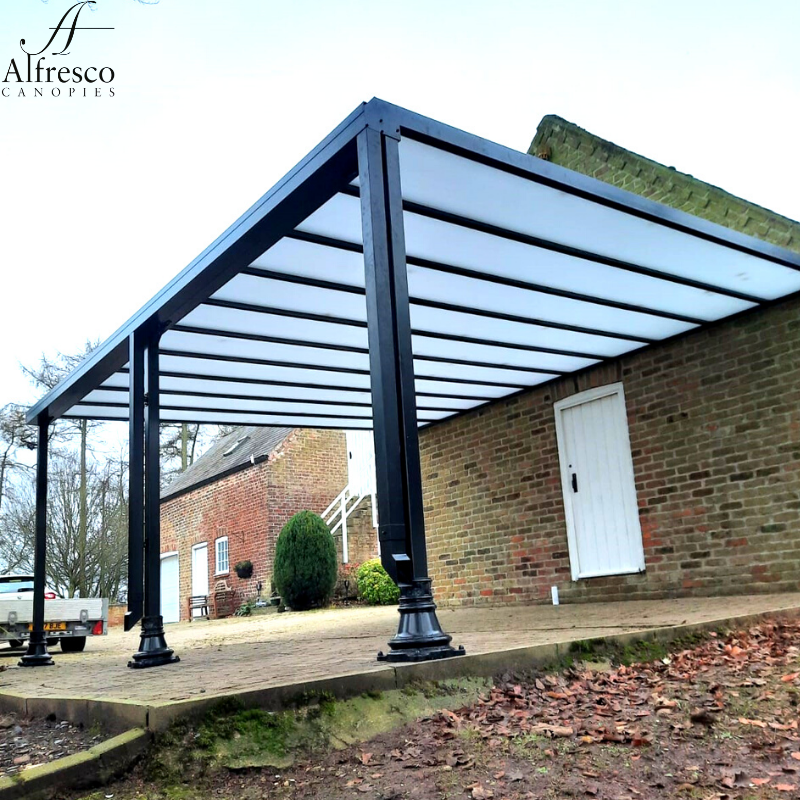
0 575 107 653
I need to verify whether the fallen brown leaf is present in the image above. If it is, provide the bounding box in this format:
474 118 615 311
738 717 768 728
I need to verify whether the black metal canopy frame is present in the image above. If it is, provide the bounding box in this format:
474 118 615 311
22 99 800 668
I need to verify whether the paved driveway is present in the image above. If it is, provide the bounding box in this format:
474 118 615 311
2 594 799 707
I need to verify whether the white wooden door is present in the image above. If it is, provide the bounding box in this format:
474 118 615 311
554 383 645 580
345 430 376 497
191 543 209 619
160 553 180 624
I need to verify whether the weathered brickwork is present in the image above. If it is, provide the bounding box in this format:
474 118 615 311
421 296 800 606
419 117 800 607
530 115 798 251
161 429 377 620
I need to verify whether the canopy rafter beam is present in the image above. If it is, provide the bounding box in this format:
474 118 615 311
201 298 609 360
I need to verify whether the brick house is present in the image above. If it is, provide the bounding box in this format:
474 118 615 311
160 427 377 622
420 116 800 607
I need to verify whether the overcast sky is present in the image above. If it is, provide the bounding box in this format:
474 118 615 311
1 0 799 413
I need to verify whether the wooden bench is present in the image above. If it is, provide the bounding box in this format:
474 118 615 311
188 595 209 620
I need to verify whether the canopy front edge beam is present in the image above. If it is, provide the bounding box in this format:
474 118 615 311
25 103 369 425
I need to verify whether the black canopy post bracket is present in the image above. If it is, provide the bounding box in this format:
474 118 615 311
129 324 180 669
125 330 145 632
19 414 55 667
359 114 464 663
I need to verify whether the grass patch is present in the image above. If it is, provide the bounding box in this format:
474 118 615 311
140 677 491 782
567 630 710 667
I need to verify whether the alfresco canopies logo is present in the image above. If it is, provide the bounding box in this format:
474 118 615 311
3 1 115 98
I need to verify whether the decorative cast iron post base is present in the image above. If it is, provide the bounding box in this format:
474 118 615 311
377 579 465 663
128 615 180 669
19 633 54 667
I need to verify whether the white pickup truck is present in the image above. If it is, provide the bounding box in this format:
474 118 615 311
0 574 108 653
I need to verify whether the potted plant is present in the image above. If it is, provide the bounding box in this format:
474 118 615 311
234 559 253 580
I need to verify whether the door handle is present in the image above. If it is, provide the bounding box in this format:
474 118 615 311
571 472 578 493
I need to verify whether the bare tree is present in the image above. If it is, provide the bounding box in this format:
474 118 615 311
215 424 240 439
22 342 103 597
0 451 128 599
0 404 36 524
161 423 201 472
160 423 222 490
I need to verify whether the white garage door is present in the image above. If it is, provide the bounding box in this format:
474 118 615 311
160 553 180 624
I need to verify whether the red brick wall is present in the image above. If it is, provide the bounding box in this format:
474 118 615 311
161 429 348 620
420 296 800 606
263 428 352 593
107 604 126 628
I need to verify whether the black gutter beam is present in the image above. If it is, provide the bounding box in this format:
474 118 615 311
25 102 368 426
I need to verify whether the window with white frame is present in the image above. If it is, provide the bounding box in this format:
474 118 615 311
215 537 229 575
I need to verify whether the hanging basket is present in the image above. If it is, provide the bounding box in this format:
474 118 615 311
234 560 253 580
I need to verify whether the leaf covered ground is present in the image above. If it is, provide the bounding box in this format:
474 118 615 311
77 616 800 800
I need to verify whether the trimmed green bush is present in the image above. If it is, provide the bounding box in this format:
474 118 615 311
273 511 338 611
356 559 400 606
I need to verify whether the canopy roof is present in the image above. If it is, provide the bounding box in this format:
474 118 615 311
27 99 800 430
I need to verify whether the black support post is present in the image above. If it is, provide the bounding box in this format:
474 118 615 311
125 332 145 632
129 326 179 668
20 415 54 667
358 118 463 663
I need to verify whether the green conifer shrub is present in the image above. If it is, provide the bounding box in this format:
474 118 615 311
273 511 338 611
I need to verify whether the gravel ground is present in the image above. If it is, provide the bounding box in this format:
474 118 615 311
0 712 106 778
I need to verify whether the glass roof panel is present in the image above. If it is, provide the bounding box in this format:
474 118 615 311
211 274 367 322
398 139 800 300
157 411 376 428
413 360 544 387
161 330 370 372
414 378 527 398
408 305 645 357
65 406 127 420
295 193 363 244
181 305 370 350
410 334 597 372
158 353 372 390
401 210 758 321
250 237 365 287
406 264 697 340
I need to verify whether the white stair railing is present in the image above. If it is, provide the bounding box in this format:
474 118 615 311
323 484 367 563
344 430 379 557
